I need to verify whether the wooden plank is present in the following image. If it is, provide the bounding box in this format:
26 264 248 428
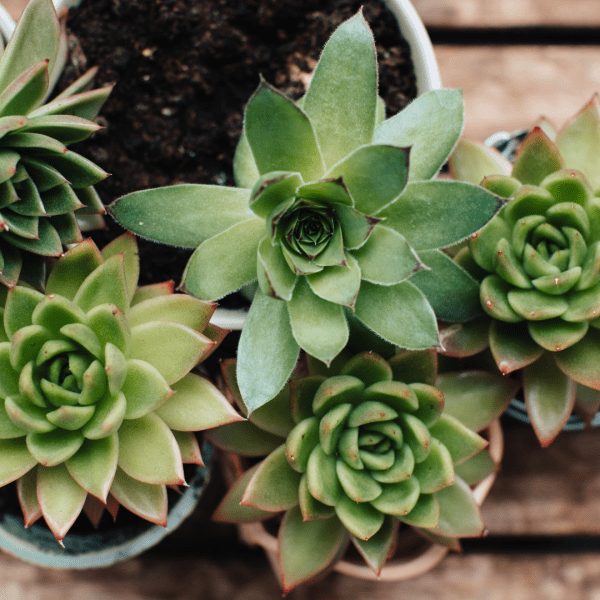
0 550 600 599
482 424 600 536
434 45 600 142
413 0 600 28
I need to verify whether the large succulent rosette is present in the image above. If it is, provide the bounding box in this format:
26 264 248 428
448 96 600 445
209 350 516 591
0 0 111 288
0 233 242 542
110 11 502 414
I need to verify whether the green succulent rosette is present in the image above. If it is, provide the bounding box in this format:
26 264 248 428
109 11 503 413
0 0 111 289
0 233 242 542
447 96 600 445
209 351 516 591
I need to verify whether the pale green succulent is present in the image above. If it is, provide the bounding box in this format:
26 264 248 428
0 233 242 543
109 11 502 413
209 350 516 591
447 96 600 445
0 0 111 289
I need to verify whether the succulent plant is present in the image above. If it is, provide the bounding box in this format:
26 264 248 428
0 0 111 289
109 11 503 413
209 350 516 591
447 96 600 445
0 232 243 543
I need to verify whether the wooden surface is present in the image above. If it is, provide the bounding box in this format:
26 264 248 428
436 45 600 141
1 0 600 597
413 0 600 28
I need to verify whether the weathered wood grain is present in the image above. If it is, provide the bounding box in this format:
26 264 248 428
434 45 600 141
1 550 600 599
482 424 600 536
413 0 600 28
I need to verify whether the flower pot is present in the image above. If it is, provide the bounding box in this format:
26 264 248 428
221 421 503 582
0 443 214 569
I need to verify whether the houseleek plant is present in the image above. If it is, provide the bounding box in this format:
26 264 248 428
448 96 600 445
208 349 517 591
0 233 242 543
0 0 111 289
110 11 503 413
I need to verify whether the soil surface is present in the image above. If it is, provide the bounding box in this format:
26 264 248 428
58 0 417 287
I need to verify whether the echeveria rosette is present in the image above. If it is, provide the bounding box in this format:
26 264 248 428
447 96 600 445
109 11 503 413
0 233 242 543
209 351 516 591
0 0 112 289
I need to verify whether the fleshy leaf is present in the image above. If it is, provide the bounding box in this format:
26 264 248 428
241 445 301 511
288 278 349 364
110 185 254 248
380 180 504 251
326 145 409 215
203 419 284 457
237 289 300 413
0 0 59 97
429 414 488 465
436 371 519 431
354 280 438 350
411 249 482 322
213 463 275 523
351 515 397 575
351 226 419 285
429 476 484 538
556 95 600 189
117 413 184 485
37 464 87 543
130 321 214 385
511 127 564 185
279 507 348 594
0 438 36 485
489 320 544 374
449 138 511 185
245 81 324 181
121 359 173 420
524 352 577 446
374 89 464 181
45 238 103 300
156 372 243 431
555 328 600 390
65 435 118 501
302 11 377 170
109 467 167 526
182 218 264 301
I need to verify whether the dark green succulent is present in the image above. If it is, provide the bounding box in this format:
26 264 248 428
0 0 111 288
448 96 600 445
209 350 516 591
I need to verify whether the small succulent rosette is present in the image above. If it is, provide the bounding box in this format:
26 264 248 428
0 0 111 289
208 350 516 591
110 11 503 414
0 233 243 543
447 95 600 445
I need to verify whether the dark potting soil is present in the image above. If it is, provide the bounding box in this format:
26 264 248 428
58 0 417 288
